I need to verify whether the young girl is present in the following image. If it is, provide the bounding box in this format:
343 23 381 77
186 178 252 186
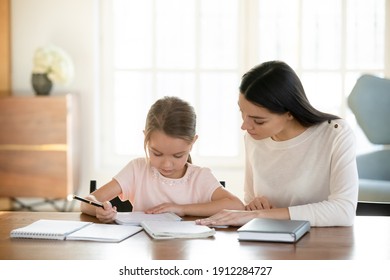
81 96 244 223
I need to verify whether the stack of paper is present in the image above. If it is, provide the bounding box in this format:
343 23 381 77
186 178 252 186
141 220 215 239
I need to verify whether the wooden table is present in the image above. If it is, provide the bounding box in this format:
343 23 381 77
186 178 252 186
1 211 389 260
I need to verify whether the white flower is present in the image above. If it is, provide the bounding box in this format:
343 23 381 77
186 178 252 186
32 45 74 85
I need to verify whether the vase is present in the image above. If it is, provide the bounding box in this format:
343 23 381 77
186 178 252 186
31 73 53 96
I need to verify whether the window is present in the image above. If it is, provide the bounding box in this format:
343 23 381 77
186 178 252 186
255 0 386 153
100 0 388 170
100 0 242 168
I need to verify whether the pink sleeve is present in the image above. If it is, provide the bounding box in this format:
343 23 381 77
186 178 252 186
113 158 145 201
190 167 221 202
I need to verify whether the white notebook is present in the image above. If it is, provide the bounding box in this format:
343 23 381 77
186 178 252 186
115 211 182 226
10 219 92 240
66 223 142 242
10 219 142 242
141 220 215 239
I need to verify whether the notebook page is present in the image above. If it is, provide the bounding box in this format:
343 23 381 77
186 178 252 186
115 211 182 225
66 224 142 242
10 219 92 240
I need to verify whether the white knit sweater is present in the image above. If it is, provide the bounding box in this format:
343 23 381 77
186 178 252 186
244 119 359 226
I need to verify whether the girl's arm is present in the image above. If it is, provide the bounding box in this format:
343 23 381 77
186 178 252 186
145 186 245 216
79 179 122 223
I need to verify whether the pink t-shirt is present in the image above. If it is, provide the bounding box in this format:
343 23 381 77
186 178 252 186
114 158 221 211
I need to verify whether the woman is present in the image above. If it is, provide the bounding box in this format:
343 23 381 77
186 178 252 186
197 61 358 227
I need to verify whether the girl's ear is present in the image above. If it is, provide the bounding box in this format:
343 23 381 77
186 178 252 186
189 135 198 152
193 135 199 143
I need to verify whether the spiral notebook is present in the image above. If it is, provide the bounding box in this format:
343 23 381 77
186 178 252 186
10 219 92 240
10 219 142 242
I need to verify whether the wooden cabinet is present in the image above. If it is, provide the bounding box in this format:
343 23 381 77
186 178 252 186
0 94 78 200
0 0 11 93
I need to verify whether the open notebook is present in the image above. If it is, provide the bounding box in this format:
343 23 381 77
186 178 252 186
66 223 142 242
115 211 182 226
10 219 142 242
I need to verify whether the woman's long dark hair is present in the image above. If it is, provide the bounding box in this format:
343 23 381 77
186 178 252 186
239 61 339 127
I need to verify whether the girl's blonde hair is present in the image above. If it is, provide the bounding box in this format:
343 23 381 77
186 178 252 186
144 96 196 163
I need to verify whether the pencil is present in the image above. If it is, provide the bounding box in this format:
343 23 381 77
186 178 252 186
73 195 104 208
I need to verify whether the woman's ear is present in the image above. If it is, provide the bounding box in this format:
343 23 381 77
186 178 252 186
286 112 294 120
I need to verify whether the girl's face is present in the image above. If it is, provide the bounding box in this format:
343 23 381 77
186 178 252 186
238 94 294 141
147 130 196 179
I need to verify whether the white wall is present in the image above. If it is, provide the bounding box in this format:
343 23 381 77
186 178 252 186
10 0 246 201
11 0 102 195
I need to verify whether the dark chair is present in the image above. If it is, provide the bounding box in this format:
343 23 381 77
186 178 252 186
89 180 133 212
347 74 390 216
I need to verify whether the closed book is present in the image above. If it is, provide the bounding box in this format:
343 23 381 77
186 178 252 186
141 220 215 239
237 218 310 243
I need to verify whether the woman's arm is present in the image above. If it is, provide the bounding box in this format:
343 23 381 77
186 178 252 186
196 208 290 227
288 124 359 226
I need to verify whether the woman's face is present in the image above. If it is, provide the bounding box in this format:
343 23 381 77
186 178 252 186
238 94 292 141
147 130 195 179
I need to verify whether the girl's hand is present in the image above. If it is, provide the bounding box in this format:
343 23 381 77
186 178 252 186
195 209 259 227
95 200 117 223
245 196 273 211
145 203 185 216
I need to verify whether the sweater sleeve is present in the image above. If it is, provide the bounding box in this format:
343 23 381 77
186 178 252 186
288 122 359 226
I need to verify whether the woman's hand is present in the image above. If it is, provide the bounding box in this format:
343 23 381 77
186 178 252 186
145 203 185 216
195 209 259 227
245 196 273 211
95 200 117 223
